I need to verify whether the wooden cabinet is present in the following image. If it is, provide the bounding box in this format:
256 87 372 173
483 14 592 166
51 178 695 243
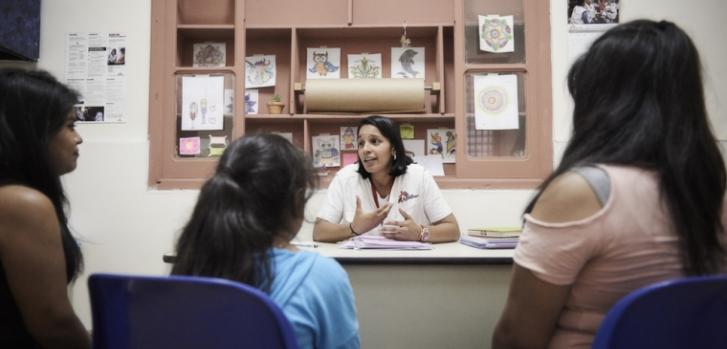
149 0 551 189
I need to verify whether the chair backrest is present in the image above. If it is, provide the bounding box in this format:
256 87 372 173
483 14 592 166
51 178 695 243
88 273 299 349
592 274 727 349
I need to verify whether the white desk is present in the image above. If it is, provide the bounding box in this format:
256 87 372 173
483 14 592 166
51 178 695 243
164 242 514 348
298 241 514 264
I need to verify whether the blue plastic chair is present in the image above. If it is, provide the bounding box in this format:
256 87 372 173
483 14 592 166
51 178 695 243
88 273 299 349
592 274 727 349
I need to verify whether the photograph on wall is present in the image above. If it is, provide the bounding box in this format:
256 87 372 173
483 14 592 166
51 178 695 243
312 134 341 168
245 55 276 88
181 75 224 131
340 126 357 150
473 74 519 130
479 15 514 53
347 53 382 79
391 47 425 79
193 42 225 67
84 106 105 122
244 89 259 115
307 47 341 79
568 0 620 32
427 129 456 163
179 136 201 156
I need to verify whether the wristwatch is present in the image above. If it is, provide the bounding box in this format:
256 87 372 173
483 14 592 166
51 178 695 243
419 225 430 242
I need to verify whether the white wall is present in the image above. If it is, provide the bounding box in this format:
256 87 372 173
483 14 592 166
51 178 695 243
9 0 725 329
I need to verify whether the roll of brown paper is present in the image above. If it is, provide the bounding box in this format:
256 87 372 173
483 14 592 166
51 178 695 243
305 78 425 113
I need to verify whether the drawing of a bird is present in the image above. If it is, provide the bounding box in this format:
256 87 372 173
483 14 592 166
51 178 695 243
398 49 419 78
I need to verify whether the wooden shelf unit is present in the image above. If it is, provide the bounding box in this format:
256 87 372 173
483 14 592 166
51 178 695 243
149 0 552 189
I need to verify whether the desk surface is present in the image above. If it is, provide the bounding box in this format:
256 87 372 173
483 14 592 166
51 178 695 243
164 241 514 265
287 241 513 265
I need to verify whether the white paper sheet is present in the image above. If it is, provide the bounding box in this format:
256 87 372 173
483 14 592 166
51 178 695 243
181 75 225 131
474 74 519 130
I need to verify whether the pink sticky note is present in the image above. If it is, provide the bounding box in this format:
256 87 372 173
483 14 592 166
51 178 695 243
342 152 358 166
179 137 201 155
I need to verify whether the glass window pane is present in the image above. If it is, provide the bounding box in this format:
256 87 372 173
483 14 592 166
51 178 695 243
175 73 235 158
464 0 525 64
464 71 526 159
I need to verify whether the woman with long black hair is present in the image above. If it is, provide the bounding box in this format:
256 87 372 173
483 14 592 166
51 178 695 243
0 68 89 349
493 20 727 349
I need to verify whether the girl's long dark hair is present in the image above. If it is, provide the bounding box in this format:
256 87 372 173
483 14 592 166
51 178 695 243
0 68 83 281
356 115 413 179
525 20 726 275
171 134 317 291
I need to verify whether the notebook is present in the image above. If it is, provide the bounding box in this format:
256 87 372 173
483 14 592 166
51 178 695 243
459 234 518 249
466 226 521 238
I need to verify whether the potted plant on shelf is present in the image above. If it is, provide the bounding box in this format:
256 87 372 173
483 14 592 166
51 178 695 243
267 94 285 114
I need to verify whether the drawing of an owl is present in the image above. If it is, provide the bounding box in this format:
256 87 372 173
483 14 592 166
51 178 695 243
308 51 339 76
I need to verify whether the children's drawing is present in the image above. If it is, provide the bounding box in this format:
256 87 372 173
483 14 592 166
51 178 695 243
181 75 224 131
208 135 228 157
473 74 519 130
427 129 456 163
340 126 357 150
391 47 425 79
245 55 276 88
244 89 258 114
347 53 382 79
179 136 201 156
306 48 340 79
479 15 514 53
193 42 226 67
312 134 341 168
341 152 358 166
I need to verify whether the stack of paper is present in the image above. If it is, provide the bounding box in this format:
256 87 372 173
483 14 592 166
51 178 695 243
459 234 518 249
466 226 521 238
339 235 432 250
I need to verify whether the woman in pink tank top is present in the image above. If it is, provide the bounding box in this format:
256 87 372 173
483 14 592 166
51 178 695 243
493 20 727 349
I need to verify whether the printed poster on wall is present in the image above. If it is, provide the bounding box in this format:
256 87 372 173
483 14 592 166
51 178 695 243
181 75 225 131
65 32 127 123
473 74 519 130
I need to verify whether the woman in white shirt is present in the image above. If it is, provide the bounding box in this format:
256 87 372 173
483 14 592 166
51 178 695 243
314 115 460 243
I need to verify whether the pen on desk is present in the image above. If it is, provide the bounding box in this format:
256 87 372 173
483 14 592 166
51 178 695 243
292 241 318 248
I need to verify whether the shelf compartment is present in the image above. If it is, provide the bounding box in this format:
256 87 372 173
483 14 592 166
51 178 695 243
177 27 235 67
177 0 235 25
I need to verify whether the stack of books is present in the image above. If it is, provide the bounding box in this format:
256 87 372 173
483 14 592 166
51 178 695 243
459 227 521 249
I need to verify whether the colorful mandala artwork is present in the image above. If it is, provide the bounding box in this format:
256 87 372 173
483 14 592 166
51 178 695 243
480 16 514 52
478 86 508 114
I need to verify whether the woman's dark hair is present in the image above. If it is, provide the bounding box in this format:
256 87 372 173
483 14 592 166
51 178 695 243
525 20 726 275
172 134 317 291
356 115 413 179
0 68 83 281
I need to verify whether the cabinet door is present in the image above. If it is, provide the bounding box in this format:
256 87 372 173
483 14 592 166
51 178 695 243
352 0 454 26
245 0 349 27
454 0 552 185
